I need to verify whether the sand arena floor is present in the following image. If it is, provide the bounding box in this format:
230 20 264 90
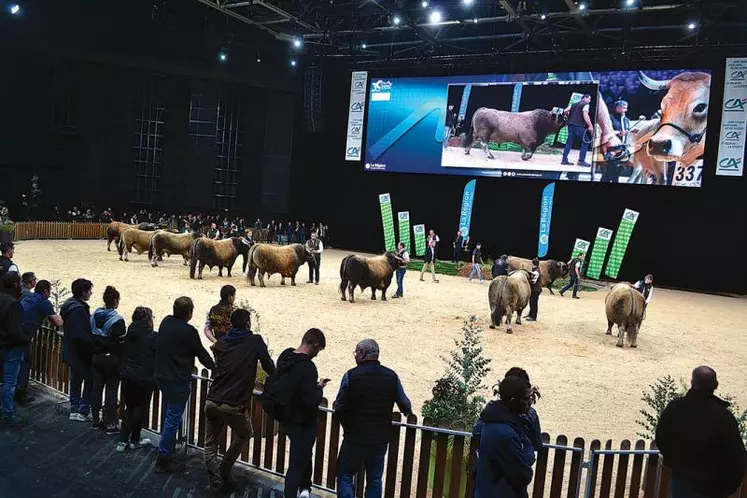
14 239 747 442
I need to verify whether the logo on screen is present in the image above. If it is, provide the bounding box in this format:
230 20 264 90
353 80 365 89
730 70 747 80
718 157 742 170
347 147 360 157
724 98 747 111
372 80 393 91
598 229 613 239
398 213 409 221
350 102 365 112
725 130 742 140
350 126 362 135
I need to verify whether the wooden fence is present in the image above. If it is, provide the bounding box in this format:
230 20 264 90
13 222 108 240
30 326 746 498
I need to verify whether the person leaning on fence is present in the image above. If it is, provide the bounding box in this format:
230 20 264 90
203 308 275 492
473 375 536 498
61 278 94 423
18 279 62 406
0 272 26 428
655 366 747 498
117 306 157 453
263 328 328 498
20 272 36 300
154 296 216 474
90 286 126 434
333 339 412 498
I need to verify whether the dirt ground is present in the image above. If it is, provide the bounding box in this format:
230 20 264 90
442 146 590 173
14 240 747 443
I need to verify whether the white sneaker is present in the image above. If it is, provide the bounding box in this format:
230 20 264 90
116 442 127 453
299 489 311 498
128 438 151 450
69 413 86 422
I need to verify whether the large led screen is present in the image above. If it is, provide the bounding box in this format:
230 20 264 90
362 70 711 187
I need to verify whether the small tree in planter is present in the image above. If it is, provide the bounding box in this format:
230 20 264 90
0 204 14 244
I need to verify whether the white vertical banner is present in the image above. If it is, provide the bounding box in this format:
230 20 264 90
716 58 747 177
345 71 368 162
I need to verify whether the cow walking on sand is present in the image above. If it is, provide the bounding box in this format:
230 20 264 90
605 282 646 348
488 270 532 334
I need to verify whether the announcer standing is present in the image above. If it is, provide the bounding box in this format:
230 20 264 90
305 232 323 285
444 104 457 148
525 258 542 322
452 230 463 263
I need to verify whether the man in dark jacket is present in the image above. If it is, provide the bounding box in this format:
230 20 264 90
334 339 412 498
525 259 542 322
492 255 509 279
276 328 328 498
474 376 535 498
0 242 19 276
60 278 94 422
118 306 157 452
0 272 26 427
203 308 275 491
154 296 215 473
656 366 747 498
560 253 584 299
452 230 464 263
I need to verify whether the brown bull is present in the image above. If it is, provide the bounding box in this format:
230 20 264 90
605 282 646 348
339 253 398 303
506 257 569 295
189 237 252 279
246 243 311 287
463 108 567 161
118 228 159 262
149 231 203 267
488 270 532 333
107 222 135 251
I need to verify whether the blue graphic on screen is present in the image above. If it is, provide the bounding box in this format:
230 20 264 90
362 69 711 187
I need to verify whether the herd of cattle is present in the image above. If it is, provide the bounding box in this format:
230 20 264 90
106 222 645 349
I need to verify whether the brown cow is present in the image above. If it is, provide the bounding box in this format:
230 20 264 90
189 237 252 279
463 108 567 161
118 228 159 262
605 282 646 348
488 270 532 333
106 222 135 251
246 243 311 287
339 253 398 303
149 231 203 267
506 257 569 295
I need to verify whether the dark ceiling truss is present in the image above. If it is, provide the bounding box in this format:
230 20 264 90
196 0 747 66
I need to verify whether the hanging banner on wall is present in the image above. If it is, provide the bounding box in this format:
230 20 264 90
413 224 427 257
716 57 747 177
537 182 555 258
458 85 472 122
378 193 396 252
586 227 614 280
605 209 640 279
345 71 368 162
397 212 411 252
458 179 477 238
570 238 591 260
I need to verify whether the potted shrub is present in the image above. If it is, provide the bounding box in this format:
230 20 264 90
0 205 14 243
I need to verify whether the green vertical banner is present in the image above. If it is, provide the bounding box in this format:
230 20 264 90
586 227 614 280
378 193 396 252
413 224 426 257
397 211 411 253
605 209 640 279
557 92 583 145
571 238 591 261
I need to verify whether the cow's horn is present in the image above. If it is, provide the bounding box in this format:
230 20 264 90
638 72 670 91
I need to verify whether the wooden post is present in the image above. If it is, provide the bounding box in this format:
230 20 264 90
587 440 602 498
432 424 449 498
532 433 551 498
464 435 479 498
629 440 646 498
599 440 615 498
549 434 569 498
326 414 341 490
448 432 465 498
384 413 402 498
415 426 433 498
614 440 632 498
567 437 586 498
313 398 329 485
399 414 418 498
642 441 660 498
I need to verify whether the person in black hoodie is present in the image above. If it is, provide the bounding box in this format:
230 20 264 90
61 278 94 422
90 286 126 434
276 328 328 498
203 308 275 491
656 366 747 498
154 296 215 474
0 272 25 427
117 306 157 453
525 259 542 322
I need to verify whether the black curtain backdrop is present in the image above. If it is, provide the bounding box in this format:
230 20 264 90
289 60 747 295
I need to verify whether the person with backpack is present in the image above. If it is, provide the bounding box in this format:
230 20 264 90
263 328 328 498
61 278 94 422
203 308 274 491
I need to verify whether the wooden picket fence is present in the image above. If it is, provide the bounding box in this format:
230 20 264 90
30 325 747 498
13 222 108 240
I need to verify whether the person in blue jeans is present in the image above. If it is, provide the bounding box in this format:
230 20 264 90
60 278 94 422
154 296 215 473
560 253 584 299
469 243 484 283
392 242 410 299
0 272 26 427
561 94 594 169
334 339 412 498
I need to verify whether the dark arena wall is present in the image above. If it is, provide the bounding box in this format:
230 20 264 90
291 60 747 295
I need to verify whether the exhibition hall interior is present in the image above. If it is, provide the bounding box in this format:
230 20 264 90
0 1 745 498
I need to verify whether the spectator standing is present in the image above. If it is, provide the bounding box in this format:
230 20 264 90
0 242 19 276
444 104 457 148
20 272 36 300
462 235 473 262
305 232 324 285
334 339 412 498
89 286 126 434
286 223 294 245
452 230 464 263
277 223 284 244
420 238 439 283
633 274 654 305
254 218 263 230
469 243 485 283
525 258 542 322
560 253 584 299
392 242 410 299
118 306 157 452
203 285 236 344
492 255 509 279
473 375 535 498
203 309 275 491
0 272 25 427
656 366 747 498
154 297 215 473
61 278 94 422
18 280 62 405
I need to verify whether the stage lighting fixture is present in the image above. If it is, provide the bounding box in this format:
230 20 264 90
540 13 546 19
578 3 586 11
429 10 442 23
421 0 428 7
362 43 367 49
293 38 302 48
473 18 478 23
256 58 261 63
218 51 228 62
687 22 696 30
463 0 474 5
10 3 20 14
625 0 635 5
290 59 297 66
392 15 401 25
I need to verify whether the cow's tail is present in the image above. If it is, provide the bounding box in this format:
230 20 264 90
627 285 637 331
189 239 199 279
245 243 259 281
492 278 507 325
339 255 352 297
148 235 156 261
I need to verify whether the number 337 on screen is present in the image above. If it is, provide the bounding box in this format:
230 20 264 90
671 161 703 188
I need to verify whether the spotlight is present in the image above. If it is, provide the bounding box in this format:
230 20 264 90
540 13 547 19
256 58 261 63
687 22 696 30
421 0 428 7
293 38 302 48
578 2 586 10
625 0 635 5
218 51 228 62
9 3 20 14
473 18 478 23
290 59 297 66
392 15 401 25
429 10 442 23
463 0 474 5
361 43 367 49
